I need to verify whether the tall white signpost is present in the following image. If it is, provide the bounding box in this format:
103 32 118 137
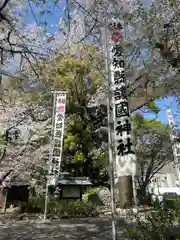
166 108 180 186
102 18 137 240
108 20 137 208
44 91 67 220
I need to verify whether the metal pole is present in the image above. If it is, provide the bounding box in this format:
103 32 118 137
102 22 117 240
44 91 57 220
3 189 8 214
173 143 180 187
132 176 137 206
167 109 180 187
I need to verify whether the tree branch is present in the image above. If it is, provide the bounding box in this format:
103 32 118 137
0 0 10 12
0 46 47 56
0 169 13 185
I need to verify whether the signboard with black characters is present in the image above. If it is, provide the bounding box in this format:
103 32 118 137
49 93 67 180
109 20 136 177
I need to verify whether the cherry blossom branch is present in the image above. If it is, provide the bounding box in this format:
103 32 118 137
0 0 10 13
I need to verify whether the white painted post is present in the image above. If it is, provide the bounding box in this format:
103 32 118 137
44 91 67 220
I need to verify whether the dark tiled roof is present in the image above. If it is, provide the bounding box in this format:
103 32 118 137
0 172 29 187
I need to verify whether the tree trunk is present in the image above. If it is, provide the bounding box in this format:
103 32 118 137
137 183 151 205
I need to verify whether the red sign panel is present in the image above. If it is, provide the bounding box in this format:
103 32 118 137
111 30 123 44
58 104 64 113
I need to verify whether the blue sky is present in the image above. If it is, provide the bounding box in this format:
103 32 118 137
144 97 178 125
25 1 179 126
24 0 66 33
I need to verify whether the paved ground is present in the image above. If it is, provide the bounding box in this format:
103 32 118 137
0 217 131 240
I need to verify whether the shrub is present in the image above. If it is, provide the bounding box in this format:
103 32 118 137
126 201 180 240
18 191 100 218
83 187 99 200
47 199 99 219
163 197 180 210
83 187 103 205
28 194 45 213
19 194 45 213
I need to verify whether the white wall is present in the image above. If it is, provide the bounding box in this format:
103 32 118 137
149 173 177 189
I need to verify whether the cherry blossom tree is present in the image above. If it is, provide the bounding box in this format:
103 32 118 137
77 0 180 106
1 0 179 189
0 78 51 185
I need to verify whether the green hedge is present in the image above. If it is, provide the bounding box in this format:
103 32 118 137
19 195 99 218
47 198 99 219
163 197 180 210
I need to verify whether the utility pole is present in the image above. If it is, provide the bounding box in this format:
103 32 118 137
44 91 56 220
166 108 180 187
44 91 67 220
102 20 117 240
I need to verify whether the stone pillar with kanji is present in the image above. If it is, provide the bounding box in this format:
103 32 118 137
109 20 137 208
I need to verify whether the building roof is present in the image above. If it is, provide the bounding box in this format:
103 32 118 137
0 172 30 188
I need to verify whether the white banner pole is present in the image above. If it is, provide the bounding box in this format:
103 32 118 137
44 91 67 220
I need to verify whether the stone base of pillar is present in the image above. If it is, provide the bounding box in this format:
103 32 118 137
118 175 133 208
